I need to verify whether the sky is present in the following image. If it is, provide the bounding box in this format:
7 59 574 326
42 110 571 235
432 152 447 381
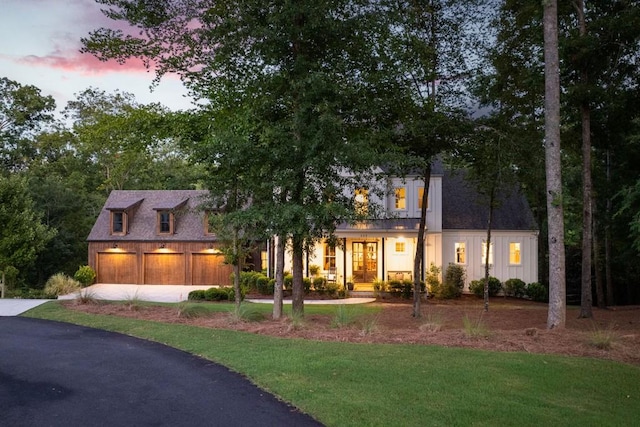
0 0 193 115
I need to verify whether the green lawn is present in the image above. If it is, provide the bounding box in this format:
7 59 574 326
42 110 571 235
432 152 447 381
25 302 640 427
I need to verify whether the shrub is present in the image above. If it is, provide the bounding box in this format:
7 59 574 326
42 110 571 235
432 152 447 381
256 275 271 295
526 282 548 302
469 277 502 297
188 290 207 301
283 274 293 290
372 278 387 294
425 264 442 298
73 265 96 287
266 279 275 294
326 281 340 298
177 304 210 319
504 278 526 298
229 304 265 323
313 277 327 294
44 273 81 298
435 263 465 299
303 277 312 293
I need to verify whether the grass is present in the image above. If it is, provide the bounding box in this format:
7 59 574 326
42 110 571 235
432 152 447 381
588 323 618 350
463 313 491 338
24 301 640 427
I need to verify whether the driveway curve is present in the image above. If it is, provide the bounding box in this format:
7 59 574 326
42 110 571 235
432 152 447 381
0 317 322 427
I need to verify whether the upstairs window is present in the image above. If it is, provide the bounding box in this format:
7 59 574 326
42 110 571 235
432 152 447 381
509 242 521 265
394 188 406 210
157 210 174 234
111 211 126 235
395 241 406 253
355 188 368 216
417 187 430 210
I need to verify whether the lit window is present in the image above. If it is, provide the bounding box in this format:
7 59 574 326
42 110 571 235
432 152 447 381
509 242 521 265
395 242 405 253
455 242 466 264
324 244 336 270
394 188 406 210
157 210 173 234
355 188 368 216
417 187 429 210
481 241 494 265
111 211 126 235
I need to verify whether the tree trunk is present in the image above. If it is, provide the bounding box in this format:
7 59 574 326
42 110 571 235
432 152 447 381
272 235 285 319
413 163 431 318
483 188 495 313
593 209 605 308
605 149 615 306
543 0 566 329
232 228 242 309
291 234 305 316
575 0 593 319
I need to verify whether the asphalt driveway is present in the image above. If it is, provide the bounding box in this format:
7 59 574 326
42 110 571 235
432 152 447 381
0 317 322 427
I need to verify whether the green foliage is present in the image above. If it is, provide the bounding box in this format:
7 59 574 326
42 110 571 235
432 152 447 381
196 286 245 302
313 277 327 294
303 277 312 294
73 265 96 287
372 278 387 296
188 290 206 301
462 314 491 338
325 282 340 298
43 273 81 298
177 303 211 319
526 282 548 302
388 280 419 299
434 263 465 299
229 304 266 323
469 277 502 298
504 278 527 298
309 265 320 276
283 274 293 291
425 264 442 297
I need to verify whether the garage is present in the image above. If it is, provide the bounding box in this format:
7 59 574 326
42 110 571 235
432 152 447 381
144 253 186 285
191 253 233 286
97 252 138 284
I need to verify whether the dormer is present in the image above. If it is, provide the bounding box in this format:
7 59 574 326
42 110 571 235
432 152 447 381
153 198 188 236
106 198 143 236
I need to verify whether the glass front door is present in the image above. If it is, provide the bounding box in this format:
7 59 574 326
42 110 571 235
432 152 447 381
352 242 378 283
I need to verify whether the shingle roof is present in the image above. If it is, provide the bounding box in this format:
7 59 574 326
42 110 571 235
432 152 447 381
88 190 214 242
442 169 537 230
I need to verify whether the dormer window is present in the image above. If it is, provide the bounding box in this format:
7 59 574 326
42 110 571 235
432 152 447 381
111 211 127 235
157 210 174 234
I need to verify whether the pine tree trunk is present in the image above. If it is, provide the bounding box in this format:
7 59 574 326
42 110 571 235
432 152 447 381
544 0 567 329
273 235 285 319
484 188 495 313
593 210 605 308
605 149 615 306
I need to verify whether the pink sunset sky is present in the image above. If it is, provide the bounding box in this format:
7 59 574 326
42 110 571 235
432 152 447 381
0 0 193 114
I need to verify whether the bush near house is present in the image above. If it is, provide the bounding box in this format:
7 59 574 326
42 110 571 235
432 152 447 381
433 263 465 299
469 277 502 297
525 282 548 302
504 278 527 298
388 279 424 299
188 286 245 302
74 265 96 287
43 273 81 298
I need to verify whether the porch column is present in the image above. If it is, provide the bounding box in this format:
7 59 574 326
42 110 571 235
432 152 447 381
381 237 385 282
343 237 347 287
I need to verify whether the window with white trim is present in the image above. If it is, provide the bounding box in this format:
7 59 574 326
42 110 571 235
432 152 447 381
481 241 494 265
455 242 466 264
417 187 429 210
509 242 521 265
394 187 406 210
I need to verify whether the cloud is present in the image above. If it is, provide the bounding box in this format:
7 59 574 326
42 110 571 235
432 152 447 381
16 49 154 76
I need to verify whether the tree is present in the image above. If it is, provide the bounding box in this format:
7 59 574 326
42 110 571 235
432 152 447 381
544 0 566 329
0 175 56 296
0 77 55 173
82 0 384 316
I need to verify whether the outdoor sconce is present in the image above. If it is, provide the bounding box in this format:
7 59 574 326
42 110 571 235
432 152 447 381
159 243 165 249
112 243 118 249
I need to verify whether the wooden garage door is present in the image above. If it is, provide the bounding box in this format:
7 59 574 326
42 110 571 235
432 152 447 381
192 253 233 286
144 253 185 285
97 252 138 284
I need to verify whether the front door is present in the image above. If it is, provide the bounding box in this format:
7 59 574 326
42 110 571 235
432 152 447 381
352 242 378 283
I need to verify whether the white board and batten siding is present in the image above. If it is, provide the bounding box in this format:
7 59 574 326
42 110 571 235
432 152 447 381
442 230 538 291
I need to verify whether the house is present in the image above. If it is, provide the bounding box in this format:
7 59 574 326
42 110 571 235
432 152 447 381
87 190 236 286
281 163 538 292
